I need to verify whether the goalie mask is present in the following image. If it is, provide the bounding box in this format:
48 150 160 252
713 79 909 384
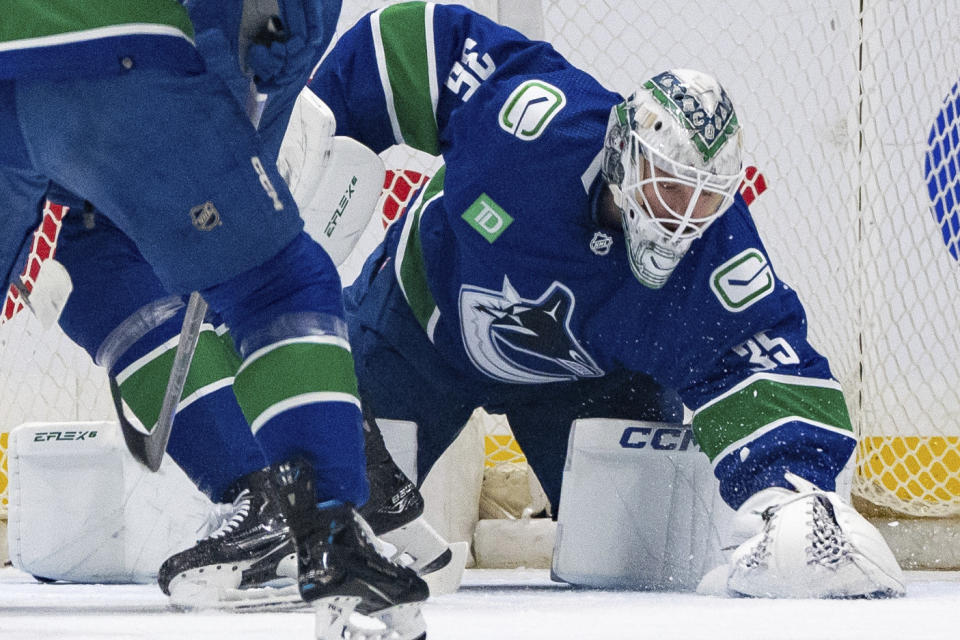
602 69 743 288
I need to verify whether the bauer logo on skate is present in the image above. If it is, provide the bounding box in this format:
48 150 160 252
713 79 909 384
619 425 699 451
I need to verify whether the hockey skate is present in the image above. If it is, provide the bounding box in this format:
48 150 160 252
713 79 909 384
359 418 469 595
270 457 430 640
158 468 301 610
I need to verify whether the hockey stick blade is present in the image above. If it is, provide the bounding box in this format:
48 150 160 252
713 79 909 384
113 291 207 471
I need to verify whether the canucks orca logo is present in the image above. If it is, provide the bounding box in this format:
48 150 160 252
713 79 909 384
459 277 605 383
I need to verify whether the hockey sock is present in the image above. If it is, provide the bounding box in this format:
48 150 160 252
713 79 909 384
232 320 367 506
111 315 267 501
202 232 369 507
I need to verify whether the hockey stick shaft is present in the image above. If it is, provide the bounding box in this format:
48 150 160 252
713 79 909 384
113 291 207 471
151 291 207 467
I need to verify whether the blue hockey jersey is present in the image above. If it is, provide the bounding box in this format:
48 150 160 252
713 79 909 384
308 1 855 508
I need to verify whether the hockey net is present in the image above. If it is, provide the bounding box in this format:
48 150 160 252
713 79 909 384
3 1 960 568
344 0 960 564
529 0 960 565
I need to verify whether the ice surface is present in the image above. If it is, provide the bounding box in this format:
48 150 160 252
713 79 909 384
2 566 959 639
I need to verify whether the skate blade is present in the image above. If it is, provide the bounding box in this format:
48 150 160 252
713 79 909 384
314 596 426 640
169 579 304 612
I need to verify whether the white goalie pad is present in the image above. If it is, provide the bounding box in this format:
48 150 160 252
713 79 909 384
552 419 735 590
6 421 217 584
277 88 386 266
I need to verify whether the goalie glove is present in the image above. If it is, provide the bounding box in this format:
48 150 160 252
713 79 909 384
709 472 905 599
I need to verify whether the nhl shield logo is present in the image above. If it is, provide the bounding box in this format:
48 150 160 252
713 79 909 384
190 201 221 231
590 231 613 255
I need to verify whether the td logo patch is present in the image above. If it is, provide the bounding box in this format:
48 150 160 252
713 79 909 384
498 80 566 141
463 194 513 243
710 248 774 312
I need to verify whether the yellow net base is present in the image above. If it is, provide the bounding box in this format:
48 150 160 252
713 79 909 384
855 436 960 518
0 431 8 520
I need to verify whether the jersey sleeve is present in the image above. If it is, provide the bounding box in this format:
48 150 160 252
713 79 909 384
306 1 565 156
667 202 857 509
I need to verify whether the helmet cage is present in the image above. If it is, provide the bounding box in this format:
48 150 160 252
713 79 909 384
601 70 745 288
623 131 742 243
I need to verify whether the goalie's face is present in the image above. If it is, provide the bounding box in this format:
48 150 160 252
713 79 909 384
601 70 744 288
630 149 730 240
612 135 741 289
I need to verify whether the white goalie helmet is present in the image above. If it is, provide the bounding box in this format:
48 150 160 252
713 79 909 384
602 69 744 288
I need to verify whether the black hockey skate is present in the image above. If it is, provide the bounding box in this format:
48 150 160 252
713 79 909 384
270 457 430 640
359 418 469 594
158 468 299 610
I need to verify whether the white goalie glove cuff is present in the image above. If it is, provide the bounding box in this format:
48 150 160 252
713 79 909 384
699 472 906 599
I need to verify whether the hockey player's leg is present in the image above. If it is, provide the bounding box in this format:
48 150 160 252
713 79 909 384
202 232 429 631
52 204 270 501
49 204 300 600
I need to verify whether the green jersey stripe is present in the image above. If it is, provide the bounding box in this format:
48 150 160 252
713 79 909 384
395 166 447 338
238 334 351 376
694 371 844 414
370 8 404 144
0 24 193 53
375 1 440 154
116 329 239 432
250 392 362 435
233 342 359 426
692 375 853 460
3 1 193 45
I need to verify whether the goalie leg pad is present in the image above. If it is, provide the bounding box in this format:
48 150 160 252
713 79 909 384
277 89 385 267
552 418 736 590
7 420 215 584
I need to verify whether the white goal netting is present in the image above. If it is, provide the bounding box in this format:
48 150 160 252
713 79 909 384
3 1 960 535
